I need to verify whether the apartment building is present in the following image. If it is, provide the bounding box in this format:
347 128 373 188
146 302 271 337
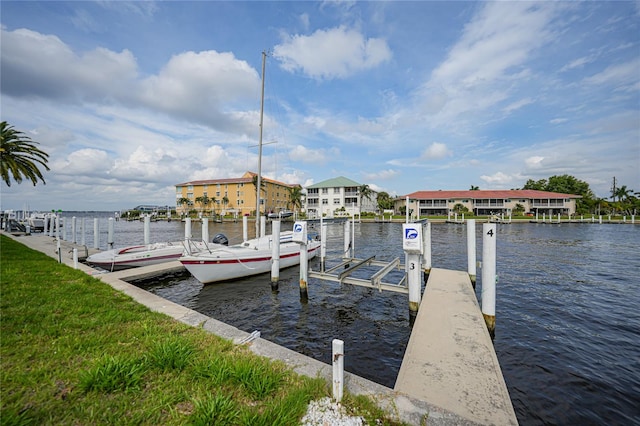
175 172 297 216
304 176 377 218
397 189 581 217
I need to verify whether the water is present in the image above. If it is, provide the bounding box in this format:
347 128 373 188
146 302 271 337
61 213 640 425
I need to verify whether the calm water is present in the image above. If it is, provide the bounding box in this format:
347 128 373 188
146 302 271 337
62 212 640 425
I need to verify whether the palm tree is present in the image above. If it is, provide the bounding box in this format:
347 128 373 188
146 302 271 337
288 185 303 214
470 185 479 190
222 195 229 216
252 174 266 214
177 197 191 216
1 121 50 186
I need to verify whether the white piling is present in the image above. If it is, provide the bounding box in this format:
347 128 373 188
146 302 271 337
467 219 477 285
56 216 61 240
93 218 99 249
271 220 281 290
558 213 561 223
406 196 410 223
422 221 432 275
599 215 603 224
60 217 65 240
260 216 266 238
481 223 497 337
73 248 78 269
81 218 86 246
299 241 309 300
144 215 151 245
44 215 49 234
185 217 192 240
57 239 61 263
632 215 635 224
242 215 248 241
202 217 209 243
320 216 327 272
332 339 344 402
107 217 114 249
343 220 351 258
407 252 422 320
351 214 356 256
71 216 77 244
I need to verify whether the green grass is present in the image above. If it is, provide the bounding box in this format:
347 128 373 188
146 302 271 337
0 234 405 425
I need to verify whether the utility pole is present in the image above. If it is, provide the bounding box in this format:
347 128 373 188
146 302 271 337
611 176 617 201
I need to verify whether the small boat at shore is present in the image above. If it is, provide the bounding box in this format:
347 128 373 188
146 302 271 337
86 241 199 271
179 231 320 284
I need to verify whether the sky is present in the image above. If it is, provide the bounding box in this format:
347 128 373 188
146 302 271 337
1 1 639 212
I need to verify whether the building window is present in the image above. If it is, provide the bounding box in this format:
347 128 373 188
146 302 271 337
187 193 193 199
334 188 340 194
176 186 182 193
187 185 193 190
322 188 328 194
322 199 328 205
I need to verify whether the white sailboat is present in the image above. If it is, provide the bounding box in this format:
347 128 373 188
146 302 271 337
180 51 320 284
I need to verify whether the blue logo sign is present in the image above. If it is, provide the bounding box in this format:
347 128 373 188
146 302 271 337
405 228 418 239
294 224 303 232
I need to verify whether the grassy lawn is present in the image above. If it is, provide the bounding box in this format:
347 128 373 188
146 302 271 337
0 235 401 425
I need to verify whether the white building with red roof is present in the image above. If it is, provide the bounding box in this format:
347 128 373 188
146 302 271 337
397 189 581 217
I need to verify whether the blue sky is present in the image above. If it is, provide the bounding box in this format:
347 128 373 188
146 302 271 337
1 1 639 211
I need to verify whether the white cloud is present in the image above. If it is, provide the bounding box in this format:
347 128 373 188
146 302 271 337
288 145 328 163
525 156 545 169
362 169 399 180
421 142 452 160
273 26 392 80
480 171 514 185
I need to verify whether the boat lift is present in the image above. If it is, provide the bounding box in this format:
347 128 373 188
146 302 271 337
309 256 409 294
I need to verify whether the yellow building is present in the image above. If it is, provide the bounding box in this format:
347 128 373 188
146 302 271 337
175 172 298 216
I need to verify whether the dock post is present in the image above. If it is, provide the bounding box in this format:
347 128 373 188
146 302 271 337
71 216 77 244
293 221 309 301
467 219 477 287
599 215 603 224
73 248 78 269
107 217 114 250
202 217 209 243
403 223 424 323
343 220 351 259
144 215 150 245
632 215 635 224
320 217 327 273
481 223 497 338
81 218 86 246
60 217 65 240
93 218 99 249
422 221 431 280
242 215 248 241
332 339 344 402
260 216 266 238
271 220 281 291
43 215 49 234
185 217 192 240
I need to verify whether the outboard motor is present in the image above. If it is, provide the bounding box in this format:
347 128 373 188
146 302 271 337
212 233 229 246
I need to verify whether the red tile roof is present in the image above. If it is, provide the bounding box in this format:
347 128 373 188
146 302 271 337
402 189 581 199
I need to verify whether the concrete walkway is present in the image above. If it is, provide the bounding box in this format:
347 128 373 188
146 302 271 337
5 232 517 425
395 268 517 425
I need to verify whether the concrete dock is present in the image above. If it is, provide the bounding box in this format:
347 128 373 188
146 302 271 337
395 268 517 424
4 232 518 425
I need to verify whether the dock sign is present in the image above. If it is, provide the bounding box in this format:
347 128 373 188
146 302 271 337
402 224 423 254
292 221 307 243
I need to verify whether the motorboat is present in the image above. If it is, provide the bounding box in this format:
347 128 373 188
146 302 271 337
85 239 221 271
179 231 320 284
267 210 293 219
27 213 47 231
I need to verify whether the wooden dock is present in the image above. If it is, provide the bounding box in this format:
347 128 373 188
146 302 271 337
394 268 518 425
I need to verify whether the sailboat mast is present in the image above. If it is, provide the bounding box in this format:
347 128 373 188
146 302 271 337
256 51 266 238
